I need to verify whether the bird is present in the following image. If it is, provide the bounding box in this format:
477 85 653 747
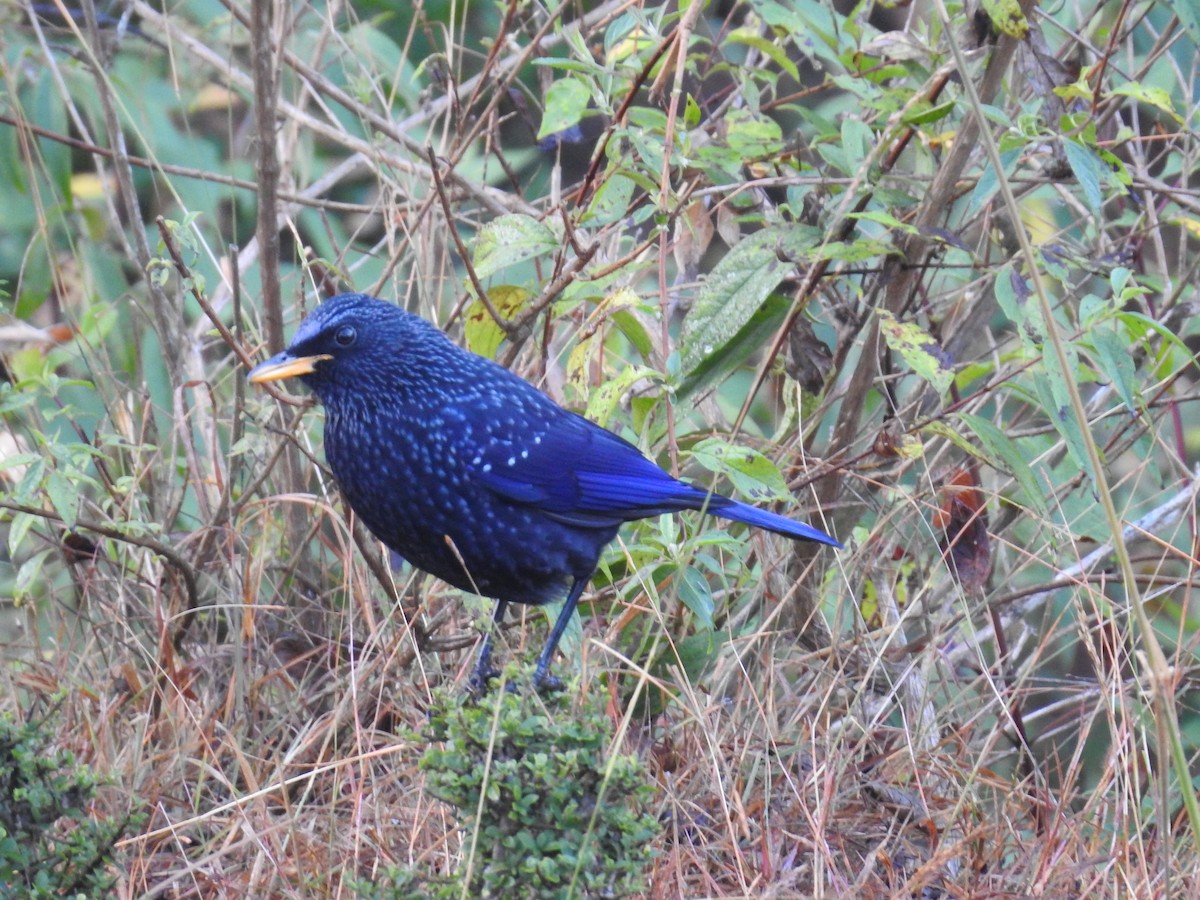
248 293 839 690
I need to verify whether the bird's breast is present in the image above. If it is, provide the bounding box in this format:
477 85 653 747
321 400 610 606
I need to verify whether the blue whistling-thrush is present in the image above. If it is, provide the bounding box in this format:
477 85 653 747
248 293 839 689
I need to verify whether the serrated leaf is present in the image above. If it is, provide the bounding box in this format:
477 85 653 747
677 293 790 403
472 215 561 278
688 438 792 503
679 225 816 388
463 286 530 359
876 309 953 395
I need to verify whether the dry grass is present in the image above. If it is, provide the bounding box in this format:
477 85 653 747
1 0 1198 897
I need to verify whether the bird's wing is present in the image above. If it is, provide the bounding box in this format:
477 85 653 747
467 411 710 528
451 401 839 545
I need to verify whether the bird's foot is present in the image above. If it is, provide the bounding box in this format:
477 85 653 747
532 669 564 694
466 665 501 696
467 665 564 695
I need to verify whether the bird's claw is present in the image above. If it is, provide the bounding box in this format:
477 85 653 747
466 666 502 696
532 669 564 694
465 666 564 696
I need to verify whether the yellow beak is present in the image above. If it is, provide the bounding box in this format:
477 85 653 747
247 353 333 383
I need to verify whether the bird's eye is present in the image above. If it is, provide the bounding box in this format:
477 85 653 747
334 325 357 347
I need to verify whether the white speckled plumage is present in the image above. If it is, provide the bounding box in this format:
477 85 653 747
249 293 839 687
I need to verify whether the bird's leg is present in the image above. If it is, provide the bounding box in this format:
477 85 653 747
468 599 508 693
533 577 588 692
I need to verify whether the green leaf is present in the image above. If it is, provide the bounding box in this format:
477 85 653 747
688 438 792 503
727 31 799 81
1089 323 1140 413
8 511 36 559
1172 0 1200 55
12 456 45 506
757 0 842 65
33 69 71 201
44 471 78 529
1108 82 1184 124
538 78 592 140
677 293 791 403
816 238 896 262
848 210 919 235
980 0 1029 38
679 225 816 393
662 630 726 682
841 118 874 171
970 148 1021 211
955 413 1048 515
584 365 662 428
14 550 49 601
994 262 1041 352
463 286 530 359
902 99 956 126
1033 362 1095 479
473 215 561 278
342 23 416 109
583 171 637 226
1062 138 1105 216
724 108 784 161
0 452 41 473
611 309 654 359
676 568 714 630
876 309 953 396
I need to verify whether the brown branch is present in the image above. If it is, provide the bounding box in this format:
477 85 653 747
251 0 283 352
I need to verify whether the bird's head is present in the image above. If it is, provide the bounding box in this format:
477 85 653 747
247 293 450 402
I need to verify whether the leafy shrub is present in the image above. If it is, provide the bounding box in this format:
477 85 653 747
0 712 139 899
416 670 657 899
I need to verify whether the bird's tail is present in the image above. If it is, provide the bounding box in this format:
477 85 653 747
712 498 841 547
